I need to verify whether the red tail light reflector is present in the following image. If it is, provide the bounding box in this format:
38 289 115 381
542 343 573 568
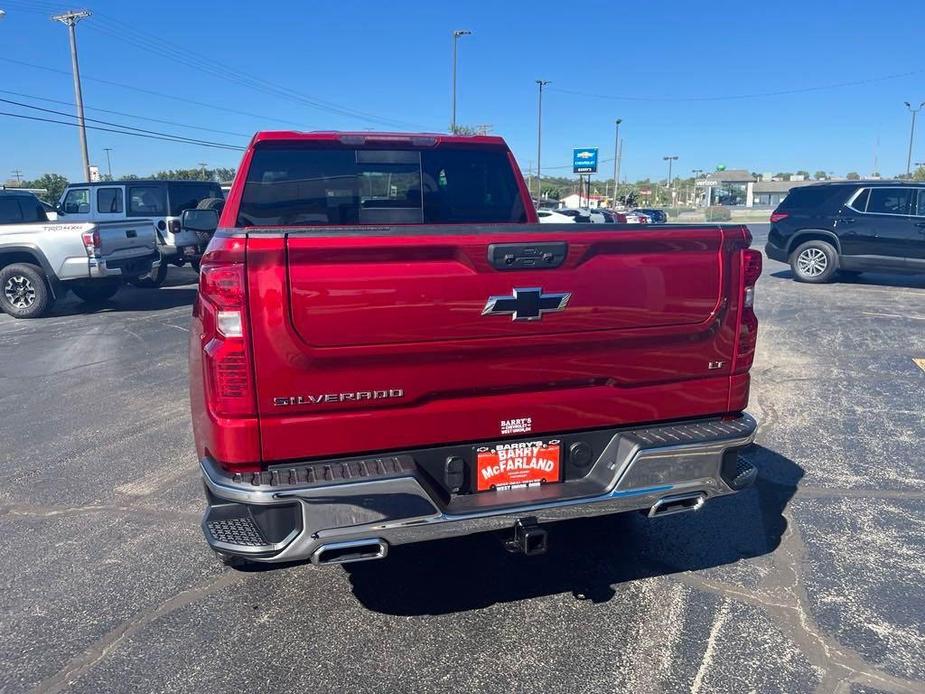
769 212 789 223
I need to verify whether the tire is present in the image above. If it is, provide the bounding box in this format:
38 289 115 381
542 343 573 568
0 263 52 318
128 255 169 288
71 281 120 303
196 197 225 212
789 240 838 283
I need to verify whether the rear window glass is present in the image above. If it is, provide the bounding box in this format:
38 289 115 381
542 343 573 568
867 188 914 215
776 186 847 212
128 186 167 216
238 145 527 226
850 188 870 211
97 187 123 214
167 183 223 216
0 195 46 223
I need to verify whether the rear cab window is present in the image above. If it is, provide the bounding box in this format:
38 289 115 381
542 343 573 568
0 195 47 224
127 185 167 216
238 143 528 227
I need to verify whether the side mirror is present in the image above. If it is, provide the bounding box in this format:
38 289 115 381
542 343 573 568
180 208 218 232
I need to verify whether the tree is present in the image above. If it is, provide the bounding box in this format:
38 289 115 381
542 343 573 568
774 172 794 180
796 170 810 179
846 171 860 180
21 173 69 202
912 166 925 181
814 171 827 180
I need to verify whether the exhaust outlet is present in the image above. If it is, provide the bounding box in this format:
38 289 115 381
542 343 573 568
648 492 706 518
311 539 388 565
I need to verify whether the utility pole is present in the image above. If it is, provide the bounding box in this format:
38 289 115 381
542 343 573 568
663 155 678 204
535 80 550 202
11 169 23 185
904 101 924 175
52 10 91 182
198 162 208 179
103 148 113 179
611 119 622 206
450 30 471 133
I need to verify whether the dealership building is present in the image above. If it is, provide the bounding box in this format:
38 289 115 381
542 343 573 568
695 170 821 207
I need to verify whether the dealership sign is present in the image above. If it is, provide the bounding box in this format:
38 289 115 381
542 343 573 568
572 147 598 174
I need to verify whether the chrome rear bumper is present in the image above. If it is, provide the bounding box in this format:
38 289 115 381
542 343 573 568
200 414 758 564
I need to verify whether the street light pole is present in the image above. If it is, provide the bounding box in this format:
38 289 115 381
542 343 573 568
535 80 550 202
103 148 113 178
450 30 471 133
53 10 91 183
904 101 924 175
612 118 622 206
663 155 678 204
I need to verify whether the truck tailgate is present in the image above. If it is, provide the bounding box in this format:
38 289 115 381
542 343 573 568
94 219 156 259
247 225 746 463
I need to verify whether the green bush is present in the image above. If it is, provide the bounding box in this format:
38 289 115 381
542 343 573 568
704 206 732 222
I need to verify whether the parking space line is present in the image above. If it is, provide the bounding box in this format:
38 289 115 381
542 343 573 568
861 311 925 321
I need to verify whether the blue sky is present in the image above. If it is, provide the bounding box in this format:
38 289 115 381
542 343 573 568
1 0 923 183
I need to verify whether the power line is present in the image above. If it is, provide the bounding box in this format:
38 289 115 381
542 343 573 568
0 88 251 138
81 11 437 131
0 56 307 128
0 96 246 150
0 111 245 151
548 68 925 103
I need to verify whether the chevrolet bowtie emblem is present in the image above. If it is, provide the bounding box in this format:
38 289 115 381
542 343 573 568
481 287 571 321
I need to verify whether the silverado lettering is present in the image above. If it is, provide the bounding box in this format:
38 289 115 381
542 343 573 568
273 389 404 406
189 130 761 566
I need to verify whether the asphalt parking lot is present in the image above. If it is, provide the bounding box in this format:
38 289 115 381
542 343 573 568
1 224 923 694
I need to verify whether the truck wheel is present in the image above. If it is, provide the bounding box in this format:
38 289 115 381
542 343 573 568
71 281 120 303
0 263 52 318
128 256 169 288
790 240 838 283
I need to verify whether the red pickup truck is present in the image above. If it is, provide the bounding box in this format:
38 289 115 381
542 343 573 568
190 131 761 566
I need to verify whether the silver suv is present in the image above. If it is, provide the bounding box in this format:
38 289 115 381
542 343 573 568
58 180 224 285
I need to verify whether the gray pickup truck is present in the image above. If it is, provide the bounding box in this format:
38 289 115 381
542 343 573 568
0 189 157 318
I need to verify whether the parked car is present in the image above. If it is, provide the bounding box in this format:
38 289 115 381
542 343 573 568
57 180 223 286
765 181 925 283
623 211 650 224
600 209 628 224
554 208 591 223
537 209 576 224
0 189 157 318
190 130 761 567
633 208 668 223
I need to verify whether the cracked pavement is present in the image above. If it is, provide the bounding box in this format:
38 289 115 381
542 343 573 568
0 225 922 693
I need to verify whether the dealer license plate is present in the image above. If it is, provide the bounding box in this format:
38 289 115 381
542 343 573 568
475 440 561 492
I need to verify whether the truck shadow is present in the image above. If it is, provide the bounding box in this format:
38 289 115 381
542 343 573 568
345 444 802 616
769 269 925 289
47 286 199 316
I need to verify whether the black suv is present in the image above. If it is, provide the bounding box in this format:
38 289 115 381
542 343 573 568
765 181 925 282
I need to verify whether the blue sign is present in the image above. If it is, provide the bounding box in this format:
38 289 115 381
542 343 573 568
572 147 598 174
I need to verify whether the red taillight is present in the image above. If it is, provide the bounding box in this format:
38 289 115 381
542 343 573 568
81 229 102 258
733 249 762 373
769 211 789 223
198 239 255 417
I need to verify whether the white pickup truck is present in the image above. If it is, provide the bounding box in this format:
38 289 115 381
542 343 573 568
0 189 157 318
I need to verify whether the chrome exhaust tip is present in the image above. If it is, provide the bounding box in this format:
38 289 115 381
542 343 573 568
311 539 389 566
648 492 707 518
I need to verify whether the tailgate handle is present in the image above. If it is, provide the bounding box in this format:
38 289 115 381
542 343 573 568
125 229 137 238
488 242 567 270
